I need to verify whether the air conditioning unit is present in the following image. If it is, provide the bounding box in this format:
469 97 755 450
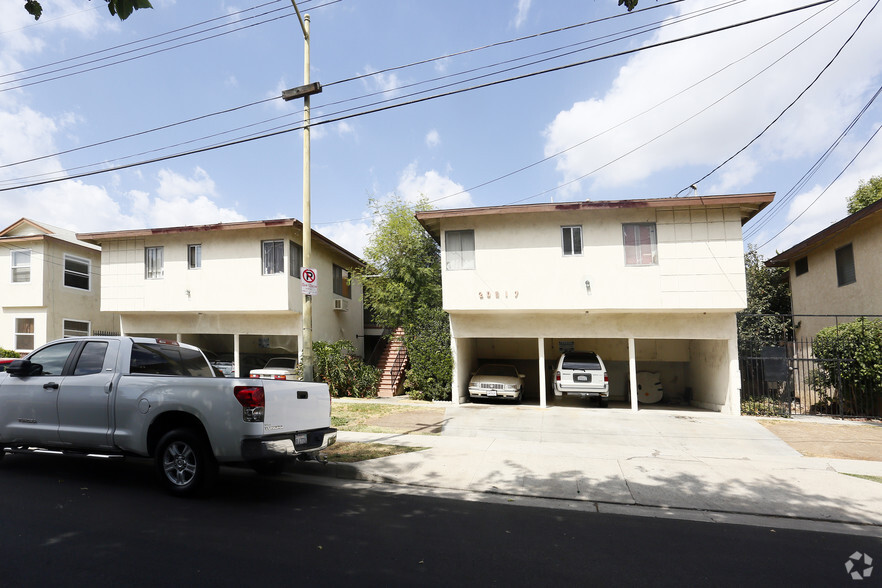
333 298 349 311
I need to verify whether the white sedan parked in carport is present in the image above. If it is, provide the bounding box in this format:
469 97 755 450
468 363 525 402
250 357 299 381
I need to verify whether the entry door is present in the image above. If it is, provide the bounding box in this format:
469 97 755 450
57 340 120 449
0 340 78 446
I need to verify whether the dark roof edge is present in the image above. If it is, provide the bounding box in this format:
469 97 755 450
765 198 882 267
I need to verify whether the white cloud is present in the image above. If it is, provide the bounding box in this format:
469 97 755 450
425 129 440 148
512 0 531 30
360 65 403 98
543 1 882 197
319 216 373 258
395 162 473 209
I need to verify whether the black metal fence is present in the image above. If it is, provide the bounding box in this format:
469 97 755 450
740 341 879 418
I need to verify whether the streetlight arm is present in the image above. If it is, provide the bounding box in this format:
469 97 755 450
282 82 322 101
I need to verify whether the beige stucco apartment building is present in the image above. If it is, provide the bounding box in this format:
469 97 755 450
0 218 118 354
77 218 364 377
766 198 882 341
417 193 774 414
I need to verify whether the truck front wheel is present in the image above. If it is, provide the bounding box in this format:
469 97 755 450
155 429 217 497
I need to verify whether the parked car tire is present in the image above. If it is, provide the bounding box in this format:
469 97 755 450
155 428 217 497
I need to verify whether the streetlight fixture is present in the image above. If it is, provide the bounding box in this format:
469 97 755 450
284 0 319 382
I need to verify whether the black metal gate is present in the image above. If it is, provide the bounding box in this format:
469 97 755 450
740 340 880 418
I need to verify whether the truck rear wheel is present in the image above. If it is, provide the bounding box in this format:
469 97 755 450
155 429 217 497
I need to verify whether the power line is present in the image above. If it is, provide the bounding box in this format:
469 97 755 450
0 0 839 195
677 0 879 196
0 0 736 183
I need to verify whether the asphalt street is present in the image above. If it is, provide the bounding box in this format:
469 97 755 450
0 453 878 587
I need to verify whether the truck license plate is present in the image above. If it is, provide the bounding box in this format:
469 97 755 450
295 433 307 445
575 374 591 383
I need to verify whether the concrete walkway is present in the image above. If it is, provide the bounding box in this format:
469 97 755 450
297 404 882 533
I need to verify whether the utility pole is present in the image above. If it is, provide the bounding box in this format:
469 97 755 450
283 1 321 382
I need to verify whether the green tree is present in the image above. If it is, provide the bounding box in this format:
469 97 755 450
846 175 882 214
312 340 379 398
737 245 792 357
353 195 452 400
24 0 152 21
812 318 882 415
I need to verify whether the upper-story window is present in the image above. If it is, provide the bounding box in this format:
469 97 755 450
562 226 583 256
188 244 202 269
63 255 90 290
262 240 284 275
623 223 658 266
835 243 856 287
445 229 475 271
794 256 808 276
145 246 164 279
290 241 303 278
11 250 30 283
333 264 351 298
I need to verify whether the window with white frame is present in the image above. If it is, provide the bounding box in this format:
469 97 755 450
145 246 164 279
11 250 31 283
63 319 90 338
622 223 658 266
188 244 202 269
290 241 302 278
333 264 351 298
15 317 34 351
262 240 284 275
445 229 475 271
63 255 90 290
562 226 583 256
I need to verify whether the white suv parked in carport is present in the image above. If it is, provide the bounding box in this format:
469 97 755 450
553 351 609 407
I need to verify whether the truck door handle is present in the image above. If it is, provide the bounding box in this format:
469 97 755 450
43 382 59 390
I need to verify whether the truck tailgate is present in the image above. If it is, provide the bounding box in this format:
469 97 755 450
261 380 331 433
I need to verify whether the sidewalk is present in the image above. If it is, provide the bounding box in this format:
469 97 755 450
297 404 882 532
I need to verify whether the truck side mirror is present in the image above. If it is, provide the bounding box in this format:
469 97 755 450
5 360 42 377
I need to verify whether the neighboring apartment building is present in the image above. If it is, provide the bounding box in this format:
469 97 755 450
416 193 774 414
765 198 882 341
0 218 118 354
77 218 364 377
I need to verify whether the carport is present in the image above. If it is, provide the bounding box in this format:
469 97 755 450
450 311 740 414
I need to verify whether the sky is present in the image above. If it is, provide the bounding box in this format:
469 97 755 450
1 0 881 261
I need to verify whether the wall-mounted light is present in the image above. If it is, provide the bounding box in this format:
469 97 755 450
584 279 591 295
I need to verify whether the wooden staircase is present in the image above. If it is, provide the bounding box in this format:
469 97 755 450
376 328 408 397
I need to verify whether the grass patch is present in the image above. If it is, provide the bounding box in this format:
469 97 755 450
331 401 445 434
323 441 426 463
844 473 882 484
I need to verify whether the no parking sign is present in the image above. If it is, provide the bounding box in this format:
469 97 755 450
301 267 318 295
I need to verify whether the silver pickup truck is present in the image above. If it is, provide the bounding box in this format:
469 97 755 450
0 337 336 496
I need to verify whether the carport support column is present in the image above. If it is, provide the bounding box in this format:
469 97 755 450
628 337 638 412
538 338 546 408
234 334 241 378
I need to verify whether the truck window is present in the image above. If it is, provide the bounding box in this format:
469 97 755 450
130 343 213 377
73 341 108 376
27 341 77 376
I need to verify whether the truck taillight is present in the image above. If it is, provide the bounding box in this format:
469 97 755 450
555 372 561 382
234 385 265 423
604 372 609 383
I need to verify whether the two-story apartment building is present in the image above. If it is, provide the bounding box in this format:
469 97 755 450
766 198 882 341
416 193 774 414
0 218 118 354
77 218 364 377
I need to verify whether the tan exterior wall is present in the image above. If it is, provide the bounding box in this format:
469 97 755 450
439 205 747 313
788 220 882 340
93 225 364 359
0 235 114 353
